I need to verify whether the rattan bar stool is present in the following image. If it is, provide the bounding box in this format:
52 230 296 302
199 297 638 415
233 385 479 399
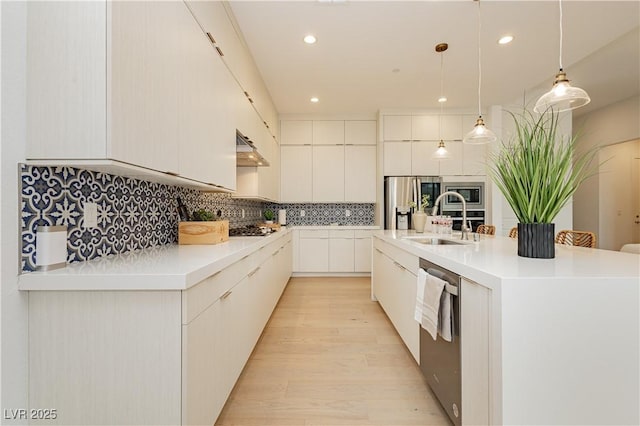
476 224 496 235
555 230 596 248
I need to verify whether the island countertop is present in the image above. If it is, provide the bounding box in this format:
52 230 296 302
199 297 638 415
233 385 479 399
374 229 640 288
18 229 291 291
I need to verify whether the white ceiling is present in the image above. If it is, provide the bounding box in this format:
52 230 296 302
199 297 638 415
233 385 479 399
229 1 640 117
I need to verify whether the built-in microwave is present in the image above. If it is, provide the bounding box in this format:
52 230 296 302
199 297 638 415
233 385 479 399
442 182 484 210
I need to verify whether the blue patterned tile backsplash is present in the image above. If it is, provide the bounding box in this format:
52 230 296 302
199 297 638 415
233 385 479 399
20 165 376 272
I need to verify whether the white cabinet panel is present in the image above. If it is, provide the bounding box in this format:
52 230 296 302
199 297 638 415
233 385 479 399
412 115 439 140
383 141 412 176
345 145 376 202
281 146 312 202
299 238 329 272
329 238 355 272
411 141 441 176
313 121 344 145
383 115 412 141
441 115 463 141
354 236 372 272
280 120 312 145
345 120 377 145
312 146 345 202
438 141 464 176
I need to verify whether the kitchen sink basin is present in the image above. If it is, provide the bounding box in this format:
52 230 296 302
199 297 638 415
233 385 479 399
403 237 465 246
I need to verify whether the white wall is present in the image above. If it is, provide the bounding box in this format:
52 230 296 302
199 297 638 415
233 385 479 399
1 2 29 423
573 96 640 248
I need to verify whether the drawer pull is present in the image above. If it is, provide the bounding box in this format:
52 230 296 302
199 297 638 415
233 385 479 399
220 290 232 300
393 261 404 270
375 248 383 254
248 267 261 277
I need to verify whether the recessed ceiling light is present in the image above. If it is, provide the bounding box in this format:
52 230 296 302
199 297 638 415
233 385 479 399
498 35 514 45
438 96 447 103
392 68 400 73
303 35 317 44
310 97 319 103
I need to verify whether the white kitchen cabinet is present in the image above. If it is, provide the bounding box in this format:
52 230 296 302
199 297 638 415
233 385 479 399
312 145 345 202
345 120 377 145
383 115 412 141
354 230 373 272
371 238 420 362
461 277 492 426
412 115 440 140
280 120 313 145
441 115 463 140
313 120 345 145
411 141 442 176
28 233 293 426
437 141 464 176
26 1 236 190
280 145 312 202
461 115 488 176
383 141 412 176
345 145 376 202
298 230 330 272
329 230 355 272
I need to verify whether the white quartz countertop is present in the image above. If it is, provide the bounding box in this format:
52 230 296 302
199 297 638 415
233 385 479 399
291 225 380 230
19 229 291 291
376 230 640 288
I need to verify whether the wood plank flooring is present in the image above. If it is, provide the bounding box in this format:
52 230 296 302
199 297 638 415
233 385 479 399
215 277 450 426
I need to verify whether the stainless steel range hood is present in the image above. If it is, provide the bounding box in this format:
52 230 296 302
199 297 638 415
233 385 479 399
236 130 269 167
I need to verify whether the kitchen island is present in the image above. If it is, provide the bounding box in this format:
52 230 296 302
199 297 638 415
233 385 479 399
372 229 639 426
18 229 293 426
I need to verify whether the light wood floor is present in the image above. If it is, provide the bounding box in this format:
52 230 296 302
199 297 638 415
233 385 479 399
215 277 450 426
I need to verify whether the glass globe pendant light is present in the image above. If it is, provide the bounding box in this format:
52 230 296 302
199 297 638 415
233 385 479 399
432 43 451 159
463 0 497 145
534 0 590 113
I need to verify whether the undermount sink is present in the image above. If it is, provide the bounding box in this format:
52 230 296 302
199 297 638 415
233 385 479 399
403 237 465 246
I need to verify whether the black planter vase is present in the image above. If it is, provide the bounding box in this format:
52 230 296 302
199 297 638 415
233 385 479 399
517 223 555 259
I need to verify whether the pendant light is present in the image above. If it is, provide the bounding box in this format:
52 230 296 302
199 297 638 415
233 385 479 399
432 42 451 160
463 0 497 145
534 0 590 113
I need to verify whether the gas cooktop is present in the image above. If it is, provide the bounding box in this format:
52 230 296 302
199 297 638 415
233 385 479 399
229 226 267 237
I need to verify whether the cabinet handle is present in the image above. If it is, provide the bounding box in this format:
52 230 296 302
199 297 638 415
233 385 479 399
375 248 383 254
393 261 405 270
220 290 232 300
165 171 179 176
248 267 261 277
206 32 216 44
272 249 280 257
215 46 224 56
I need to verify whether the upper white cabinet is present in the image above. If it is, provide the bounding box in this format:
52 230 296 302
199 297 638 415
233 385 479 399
280 121 312 145
381 113 486 177
313 121 345 145
26 1 237 190
345 121 377 145
281 119 377 202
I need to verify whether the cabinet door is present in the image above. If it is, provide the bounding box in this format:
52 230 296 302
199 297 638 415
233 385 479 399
27 1 107 159
182 298 225 426
313 121 344 145
383 116 412 141
461 278 491 425
411 141 441 176
298 238 329 272
345 145 376 202
441 115 463 141
383 141 412 176
345 121 377 145
462 115 488 176
329 238 355 272
412 115 439 141
281 146 312 202
313 146 345 202
438 141 464 176
110 1 183 174
280 121 312 145
354 235 372 272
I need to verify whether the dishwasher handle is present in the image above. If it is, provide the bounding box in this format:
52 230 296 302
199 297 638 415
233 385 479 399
426 267 459 296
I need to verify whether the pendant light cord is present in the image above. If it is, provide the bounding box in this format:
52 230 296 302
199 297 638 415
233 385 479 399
558 0 564 70
439 51 444 139
476 0 482 117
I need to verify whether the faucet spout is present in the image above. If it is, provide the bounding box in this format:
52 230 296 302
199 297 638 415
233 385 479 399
433 191 469 240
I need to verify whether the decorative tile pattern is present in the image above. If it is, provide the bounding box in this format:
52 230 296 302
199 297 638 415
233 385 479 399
20 165 266 272
269 203 375 226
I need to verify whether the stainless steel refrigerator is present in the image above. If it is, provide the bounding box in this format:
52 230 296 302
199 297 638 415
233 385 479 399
384 176 442 230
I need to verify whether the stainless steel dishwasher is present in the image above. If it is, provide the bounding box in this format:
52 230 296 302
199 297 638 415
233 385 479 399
419 258 461 426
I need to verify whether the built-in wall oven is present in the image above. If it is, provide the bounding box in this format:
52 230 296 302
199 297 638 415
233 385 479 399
442 182 485 232
419 258 462 426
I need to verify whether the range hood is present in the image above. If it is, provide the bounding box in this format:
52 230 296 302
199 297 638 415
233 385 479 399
236 130 269 167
